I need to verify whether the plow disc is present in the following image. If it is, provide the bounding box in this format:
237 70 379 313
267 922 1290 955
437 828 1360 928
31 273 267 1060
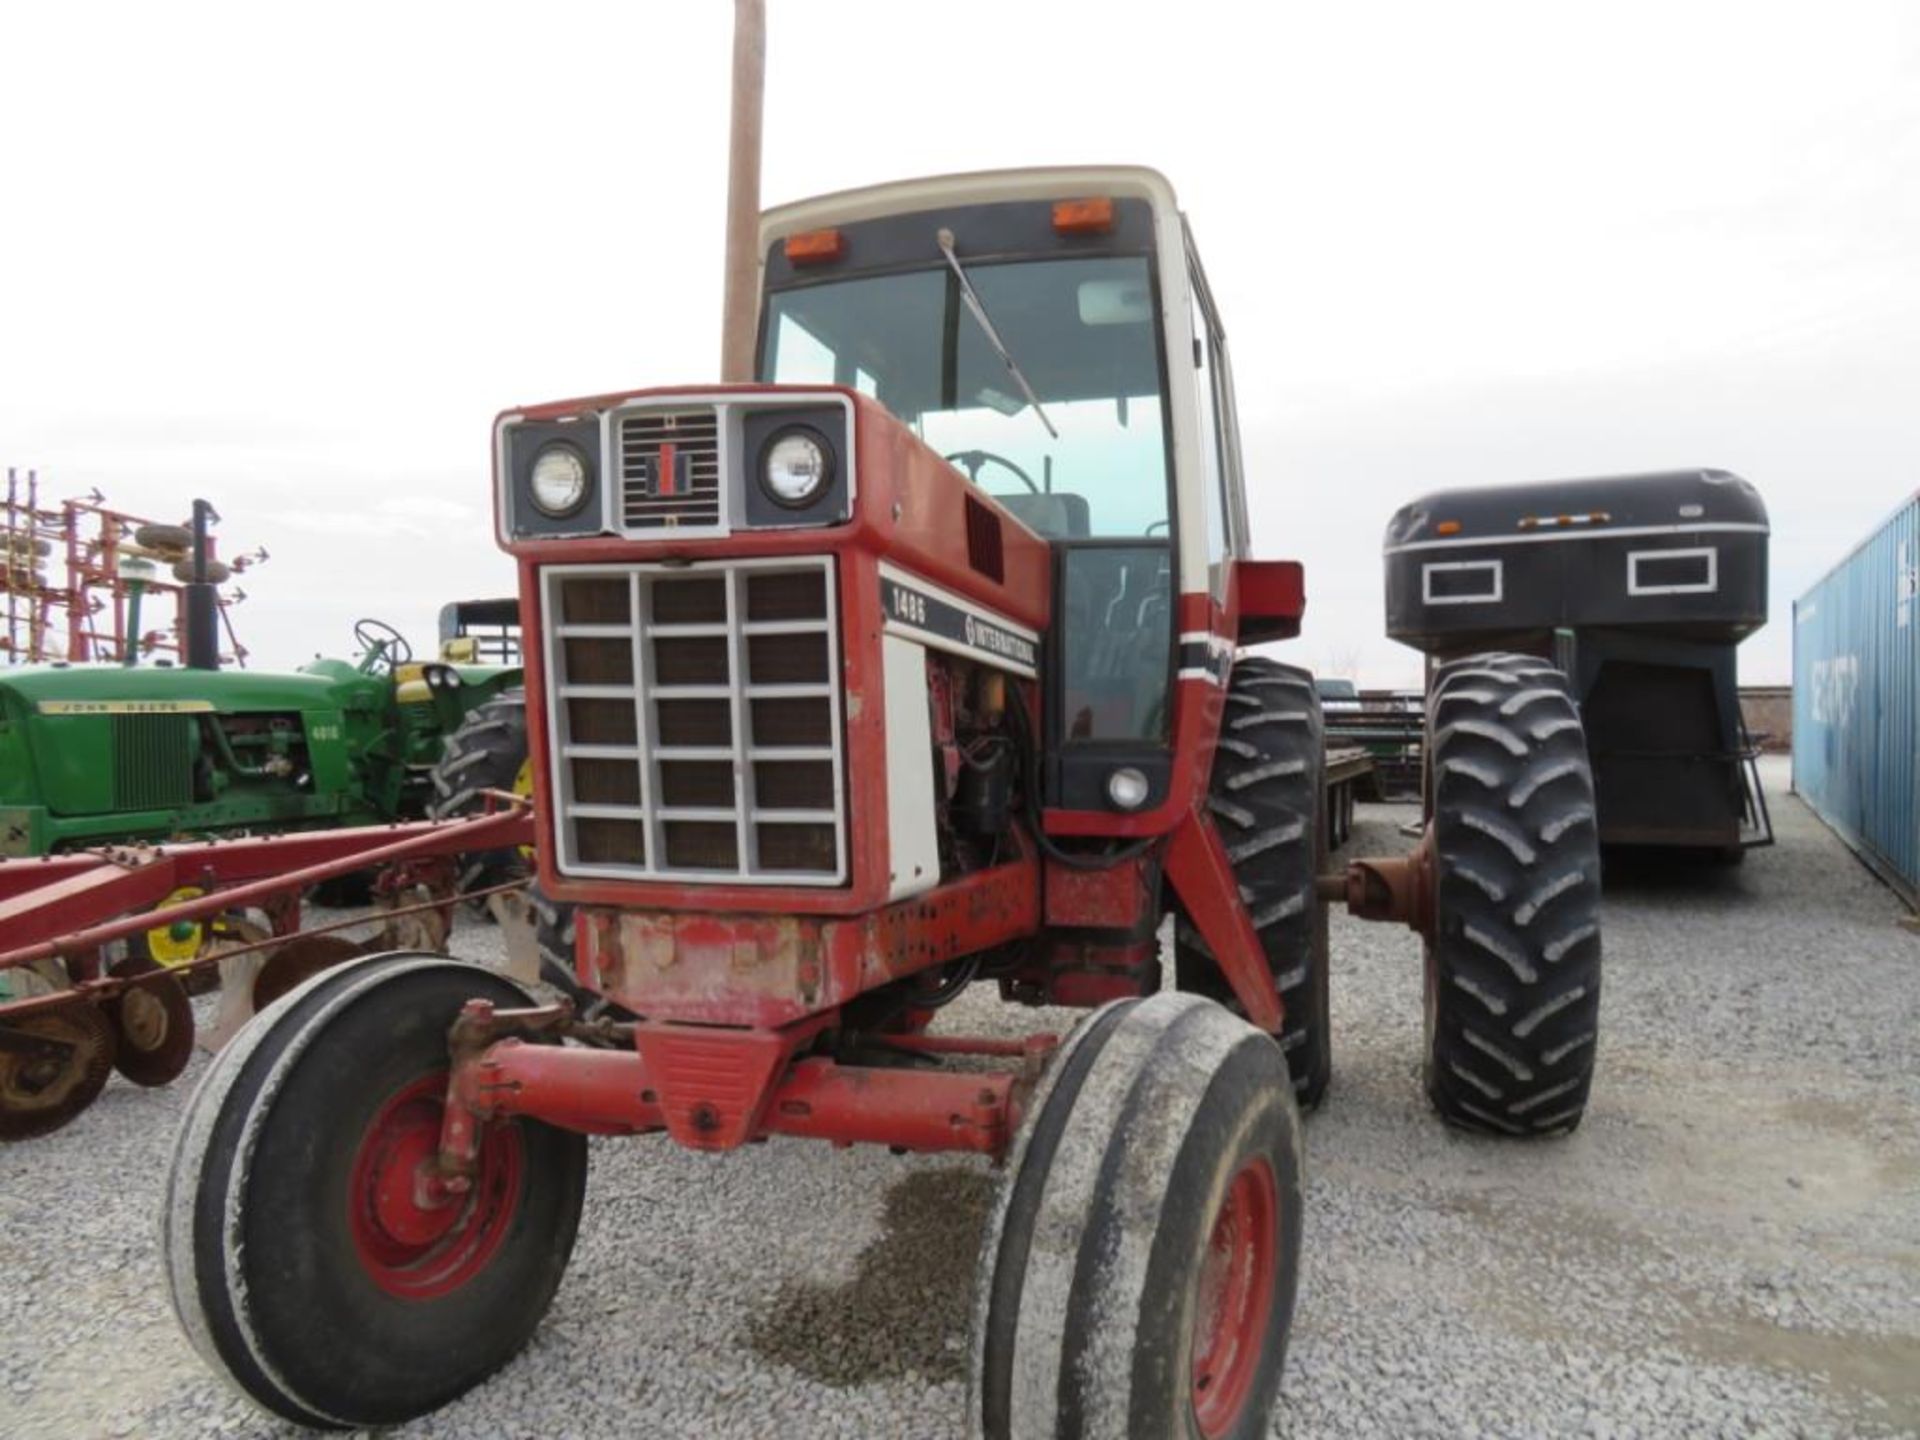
252 935 364 1012
0 1002 117 1140
104 958 196 1087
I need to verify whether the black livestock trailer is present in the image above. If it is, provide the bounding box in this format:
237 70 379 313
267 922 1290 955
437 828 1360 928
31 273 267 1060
1384 468 1772 856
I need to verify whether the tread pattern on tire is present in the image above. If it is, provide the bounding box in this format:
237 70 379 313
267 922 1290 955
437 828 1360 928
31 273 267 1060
163 954 583 1428
528 887 635 1027
1425 652 1603 1135
163 953 449 1427
971 993 1304 1440
428 691 530 892
1177 656 1331 1107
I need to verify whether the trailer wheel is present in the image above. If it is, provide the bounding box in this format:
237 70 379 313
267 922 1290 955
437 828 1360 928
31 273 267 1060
1425 653 1603 1135
972 993 1304 1440
1177 656 1331 1108
164 955 587 1427
429 691 533 894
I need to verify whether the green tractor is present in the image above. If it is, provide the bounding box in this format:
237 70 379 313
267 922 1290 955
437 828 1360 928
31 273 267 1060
0 603 531 872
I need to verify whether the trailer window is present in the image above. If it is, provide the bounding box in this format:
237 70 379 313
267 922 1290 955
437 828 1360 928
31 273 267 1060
1628 548 1717 596
762 256 1171 540
1423 560 1503 605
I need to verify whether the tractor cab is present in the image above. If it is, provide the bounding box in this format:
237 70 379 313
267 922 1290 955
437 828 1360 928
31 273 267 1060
758 168 1263 812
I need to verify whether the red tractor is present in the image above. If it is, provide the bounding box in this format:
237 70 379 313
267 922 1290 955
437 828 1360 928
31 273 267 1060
165 167 1603 1437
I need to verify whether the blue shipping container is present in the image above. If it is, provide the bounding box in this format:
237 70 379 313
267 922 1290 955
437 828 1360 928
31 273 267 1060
1792 491 1920 908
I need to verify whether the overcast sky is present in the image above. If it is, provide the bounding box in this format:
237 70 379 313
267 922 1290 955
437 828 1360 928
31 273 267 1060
3 0 1915 685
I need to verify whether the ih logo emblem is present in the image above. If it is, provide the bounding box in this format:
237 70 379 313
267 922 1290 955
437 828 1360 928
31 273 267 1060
651 441 680 498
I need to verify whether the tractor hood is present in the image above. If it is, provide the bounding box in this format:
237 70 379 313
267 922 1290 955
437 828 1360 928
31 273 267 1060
0 662 383 715
0 663 388 841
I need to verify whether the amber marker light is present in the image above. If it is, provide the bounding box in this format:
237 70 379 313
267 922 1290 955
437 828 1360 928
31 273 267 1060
1052 198 1114 234
784 229 844 264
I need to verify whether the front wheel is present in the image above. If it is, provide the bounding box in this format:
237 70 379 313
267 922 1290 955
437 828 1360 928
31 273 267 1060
972 993 1304 1439
164 955 587 1428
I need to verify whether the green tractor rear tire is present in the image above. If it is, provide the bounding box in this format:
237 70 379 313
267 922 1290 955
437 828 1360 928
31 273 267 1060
428 692 533 896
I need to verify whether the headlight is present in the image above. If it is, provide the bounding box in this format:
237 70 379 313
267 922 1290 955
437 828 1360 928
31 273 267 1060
530 444 591 517
760 429 833 508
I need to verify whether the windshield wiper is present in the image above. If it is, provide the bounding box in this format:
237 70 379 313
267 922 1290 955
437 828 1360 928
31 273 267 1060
935 227 1059 440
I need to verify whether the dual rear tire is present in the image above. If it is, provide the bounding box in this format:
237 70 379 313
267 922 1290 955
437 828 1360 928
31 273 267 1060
1424 653 1604 1134
1179 657 1331 1109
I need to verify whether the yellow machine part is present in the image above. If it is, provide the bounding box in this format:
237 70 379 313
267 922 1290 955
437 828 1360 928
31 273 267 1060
514 757 535 860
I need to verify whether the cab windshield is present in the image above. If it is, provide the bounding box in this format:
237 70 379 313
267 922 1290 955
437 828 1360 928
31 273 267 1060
761 255 1169 539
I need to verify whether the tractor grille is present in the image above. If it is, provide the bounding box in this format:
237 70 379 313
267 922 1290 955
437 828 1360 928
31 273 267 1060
619 408 723 531
542 557 845 883
112 715 194 812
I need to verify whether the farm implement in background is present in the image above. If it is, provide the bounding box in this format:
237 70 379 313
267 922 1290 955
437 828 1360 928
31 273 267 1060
0 803 533 1140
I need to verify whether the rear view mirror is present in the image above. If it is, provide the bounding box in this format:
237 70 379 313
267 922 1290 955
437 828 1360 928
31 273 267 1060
1078 278 1151 326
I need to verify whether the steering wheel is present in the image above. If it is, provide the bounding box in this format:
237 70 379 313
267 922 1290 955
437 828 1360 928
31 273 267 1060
944 449 1039 495
352 618 413 673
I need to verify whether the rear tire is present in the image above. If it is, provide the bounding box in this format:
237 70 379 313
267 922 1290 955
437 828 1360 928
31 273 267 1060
1424 653 1603 1135
972 993 1304 1440
1178 656 1331 1108
429 692 532 894
163 955 587 1427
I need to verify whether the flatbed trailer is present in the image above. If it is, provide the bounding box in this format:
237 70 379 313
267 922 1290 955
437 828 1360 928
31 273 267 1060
1324 701 1424 800
1323 744 1374 847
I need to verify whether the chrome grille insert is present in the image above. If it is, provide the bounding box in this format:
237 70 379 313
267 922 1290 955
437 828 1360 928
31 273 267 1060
542 557 845 884
618 409 722 531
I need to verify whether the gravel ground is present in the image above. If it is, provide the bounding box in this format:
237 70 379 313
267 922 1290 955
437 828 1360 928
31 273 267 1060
3 757 1917 1439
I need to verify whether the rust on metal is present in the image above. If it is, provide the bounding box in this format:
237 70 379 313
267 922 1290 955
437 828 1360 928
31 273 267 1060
1333 828 1437 939
581 854 1041 1027
0 807 533 970
445 1027 1024 1163
1043 853 1154 930
0 876 530 1025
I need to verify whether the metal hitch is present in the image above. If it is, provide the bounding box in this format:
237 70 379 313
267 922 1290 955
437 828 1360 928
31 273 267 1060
1318 829 1436 940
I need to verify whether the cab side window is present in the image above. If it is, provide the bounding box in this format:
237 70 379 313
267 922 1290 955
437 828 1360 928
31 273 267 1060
1188 281 1236 591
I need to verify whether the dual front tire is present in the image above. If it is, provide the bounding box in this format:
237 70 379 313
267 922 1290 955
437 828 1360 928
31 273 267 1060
164 956 587 1428
974 993 1304 1440
167 967 1304 1438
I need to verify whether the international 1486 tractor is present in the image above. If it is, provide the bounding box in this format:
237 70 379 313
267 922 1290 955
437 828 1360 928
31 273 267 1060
166 167 1604 1437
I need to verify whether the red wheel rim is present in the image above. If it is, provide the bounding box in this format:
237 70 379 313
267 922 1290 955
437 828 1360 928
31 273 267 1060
1190 1155 1280 1437
347 1072 523 1301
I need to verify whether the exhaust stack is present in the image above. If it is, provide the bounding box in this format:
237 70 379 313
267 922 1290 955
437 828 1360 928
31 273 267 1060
183 497 220 670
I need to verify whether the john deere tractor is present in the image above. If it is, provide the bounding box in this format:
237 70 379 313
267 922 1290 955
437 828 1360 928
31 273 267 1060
0 604 529 864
